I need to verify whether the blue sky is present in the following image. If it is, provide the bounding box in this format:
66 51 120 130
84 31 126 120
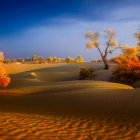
0 0 140 60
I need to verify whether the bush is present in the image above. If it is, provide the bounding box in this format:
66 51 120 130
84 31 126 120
113 45 140 84
113 59 140 84
80 66 95 79
0 67 11 88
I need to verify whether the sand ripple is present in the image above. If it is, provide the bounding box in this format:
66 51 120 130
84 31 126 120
0 112 140 139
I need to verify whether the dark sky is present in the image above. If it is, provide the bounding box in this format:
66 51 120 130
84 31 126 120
0 0 140 60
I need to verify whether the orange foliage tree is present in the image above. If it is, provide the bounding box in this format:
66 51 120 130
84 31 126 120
0 67 11 88
0 52 11 88
85 28 120 69
113 45 140 83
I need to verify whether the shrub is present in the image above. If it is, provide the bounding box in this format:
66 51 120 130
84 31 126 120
113 45 140 84
0 67 11 88
80 66 95 79
113 60 140 84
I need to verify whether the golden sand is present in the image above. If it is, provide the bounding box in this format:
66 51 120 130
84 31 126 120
0 63 139 139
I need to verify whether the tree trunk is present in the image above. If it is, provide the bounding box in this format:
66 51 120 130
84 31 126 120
96 47 109 70
103 57 109 70
104 62 109 70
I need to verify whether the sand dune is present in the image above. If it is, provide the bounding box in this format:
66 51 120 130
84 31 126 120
0 63 140 139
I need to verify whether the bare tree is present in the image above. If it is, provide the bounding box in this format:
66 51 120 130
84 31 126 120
85 28 120 69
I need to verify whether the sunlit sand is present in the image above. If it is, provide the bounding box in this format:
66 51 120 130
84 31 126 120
0 63 140 139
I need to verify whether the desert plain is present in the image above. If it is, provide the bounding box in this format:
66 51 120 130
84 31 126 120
0 62 140 139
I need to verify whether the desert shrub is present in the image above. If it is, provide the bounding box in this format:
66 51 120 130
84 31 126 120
113 60 140 83
0 67 11 88
80 66 95 79
113 45 140 84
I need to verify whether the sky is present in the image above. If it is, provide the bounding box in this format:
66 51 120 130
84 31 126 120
0 0 140 60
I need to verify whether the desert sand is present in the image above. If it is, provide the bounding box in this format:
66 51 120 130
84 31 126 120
0 63 140 139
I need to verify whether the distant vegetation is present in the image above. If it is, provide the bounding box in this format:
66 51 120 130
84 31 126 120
3 55 86 64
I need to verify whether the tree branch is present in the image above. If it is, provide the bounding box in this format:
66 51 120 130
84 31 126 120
97 46 104 58
104 33 112 57
108 47 120 54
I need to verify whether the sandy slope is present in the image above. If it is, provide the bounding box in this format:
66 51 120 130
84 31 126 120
0 63 140 139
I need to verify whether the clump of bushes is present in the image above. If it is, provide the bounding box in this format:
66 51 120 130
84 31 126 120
80 66 95 79
113 45 140 84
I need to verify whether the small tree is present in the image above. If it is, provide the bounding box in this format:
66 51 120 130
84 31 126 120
53 57 57 62
135 32 140 46
61 58 64 63
65 57 72 63
0 52 4 63
32 55 37 61
36 56 44 62
25 57 30 62
57 58 61 63
85 28 120 69
46 57 53 63
134 32 140 58
77 56 83 62
17 58 24 63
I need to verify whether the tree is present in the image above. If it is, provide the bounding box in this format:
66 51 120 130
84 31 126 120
77 56 83 62
57 58 61 63
134 32 140 58
0 52 4 63
17 58 24 62
135 32 140 46
25 57 30 62
46 57 53 63
61 58 64 62
114 44 139 64
85 28 120 69
65 57 72 63
53 57 57 62
36 56 44 62
32 55 37 61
